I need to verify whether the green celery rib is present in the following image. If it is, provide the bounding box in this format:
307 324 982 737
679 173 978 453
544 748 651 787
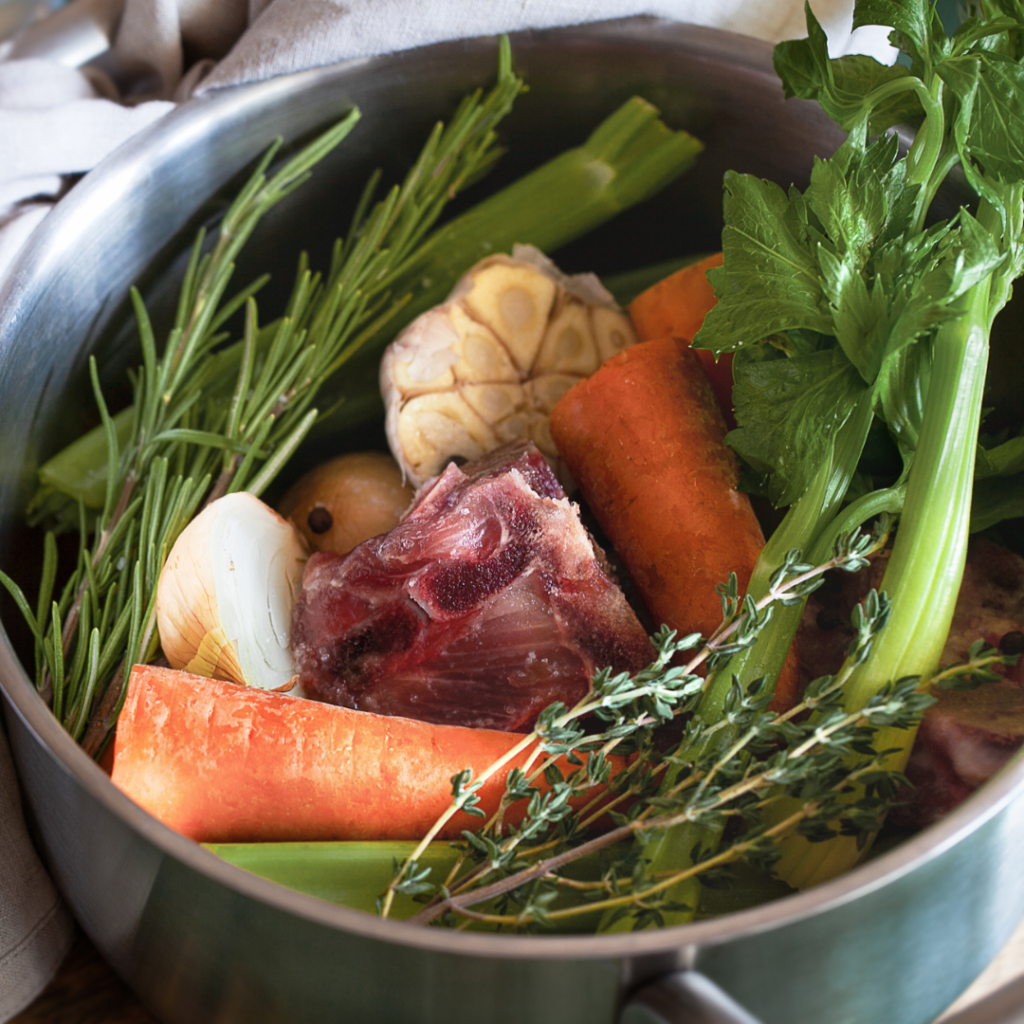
387 96 703 325
37 408 135 509
35 322 284 509
206 840 460 919
971 473 1024 533
773 275 993 891
208 839 627 931
705 390 877 717
38 98 702 505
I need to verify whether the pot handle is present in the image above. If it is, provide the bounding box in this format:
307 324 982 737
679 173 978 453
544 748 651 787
619 970 763 1024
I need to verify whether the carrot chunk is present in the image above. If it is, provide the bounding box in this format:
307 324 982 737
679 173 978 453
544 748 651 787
628 253 724 342
628 253 735 427
111 665 609 843
550 339 798 710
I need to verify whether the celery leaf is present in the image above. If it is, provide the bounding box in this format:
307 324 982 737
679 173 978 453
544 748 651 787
729 347 869 506
966 55 1024 179
972 473 1024 532
976 436 1024 479
853 0 943 69
696 173 832 355
775 8 922 137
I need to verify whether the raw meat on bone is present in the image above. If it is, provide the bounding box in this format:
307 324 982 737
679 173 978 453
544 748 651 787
290 441 652 731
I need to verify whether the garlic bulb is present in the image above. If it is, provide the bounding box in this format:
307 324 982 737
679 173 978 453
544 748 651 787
156 492 309 691
380 244 637 487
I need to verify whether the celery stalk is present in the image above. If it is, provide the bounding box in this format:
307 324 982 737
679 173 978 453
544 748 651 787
209 839 627 931
36 408 135 509
775 267 996 888
206 840 460 918
383 96 702 325
604 2 1024 920
703 394 876 720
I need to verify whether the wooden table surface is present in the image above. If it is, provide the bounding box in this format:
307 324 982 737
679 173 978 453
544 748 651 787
11 933 157 1024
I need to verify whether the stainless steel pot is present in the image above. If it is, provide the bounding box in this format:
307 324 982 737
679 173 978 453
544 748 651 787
2 20 1024 1024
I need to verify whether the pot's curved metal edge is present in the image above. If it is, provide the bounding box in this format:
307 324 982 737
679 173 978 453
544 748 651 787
2 13 1023 968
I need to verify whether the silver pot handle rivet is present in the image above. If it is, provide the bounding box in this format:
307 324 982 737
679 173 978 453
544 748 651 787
620 970 764 1024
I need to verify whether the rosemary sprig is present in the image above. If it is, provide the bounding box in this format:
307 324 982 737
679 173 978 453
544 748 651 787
30 81 703 518
0 52 527 754
380 523 898 924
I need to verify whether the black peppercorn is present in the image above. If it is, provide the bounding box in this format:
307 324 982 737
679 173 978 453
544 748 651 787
307 506 334 534
999 630 1024 656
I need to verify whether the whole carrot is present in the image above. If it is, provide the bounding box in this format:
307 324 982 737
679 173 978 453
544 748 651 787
110 665 620 843
628 253 735 428
550 339 797 709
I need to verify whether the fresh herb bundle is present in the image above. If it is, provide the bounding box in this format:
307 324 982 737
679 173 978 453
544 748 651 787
382 521 1010 931
2 51 526 751
28 85 702 519
386 2 1024 929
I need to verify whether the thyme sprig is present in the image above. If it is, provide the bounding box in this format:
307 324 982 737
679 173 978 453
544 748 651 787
418 571 1006 933
0 51 526 753
406 595 917 930
406 587 1006 932
930 638 1019 691
380 521 892 924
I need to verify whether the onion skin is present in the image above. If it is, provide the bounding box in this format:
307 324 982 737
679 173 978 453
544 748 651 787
156 492 308 690
277 451 413 556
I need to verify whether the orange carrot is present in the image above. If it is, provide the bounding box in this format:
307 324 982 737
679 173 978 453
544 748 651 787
628 253 724 341
550 339 798 710
628 253 735 428
110 665 620 843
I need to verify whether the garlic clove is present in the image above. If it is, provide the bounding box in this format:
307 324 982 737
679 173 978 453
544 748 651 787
447 305 519 383
391 391 496 484
460 383 531 443
156 492 308 692
527 374 581 418
509 243 619 308
383 308 461 398
455 258 558 372
535 300 601 376
592 305 638 362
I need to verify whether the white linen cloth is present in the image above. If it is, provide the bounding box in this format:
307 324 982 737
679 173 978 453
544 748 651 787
0 1 889 1018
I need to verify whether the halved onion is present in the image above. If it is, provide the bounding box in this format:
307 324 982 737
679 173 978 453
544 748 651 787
156 492 309 691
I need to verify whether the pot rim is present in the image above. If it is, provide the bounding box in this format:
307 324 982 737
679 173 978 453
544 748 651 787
2 16 1022 964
